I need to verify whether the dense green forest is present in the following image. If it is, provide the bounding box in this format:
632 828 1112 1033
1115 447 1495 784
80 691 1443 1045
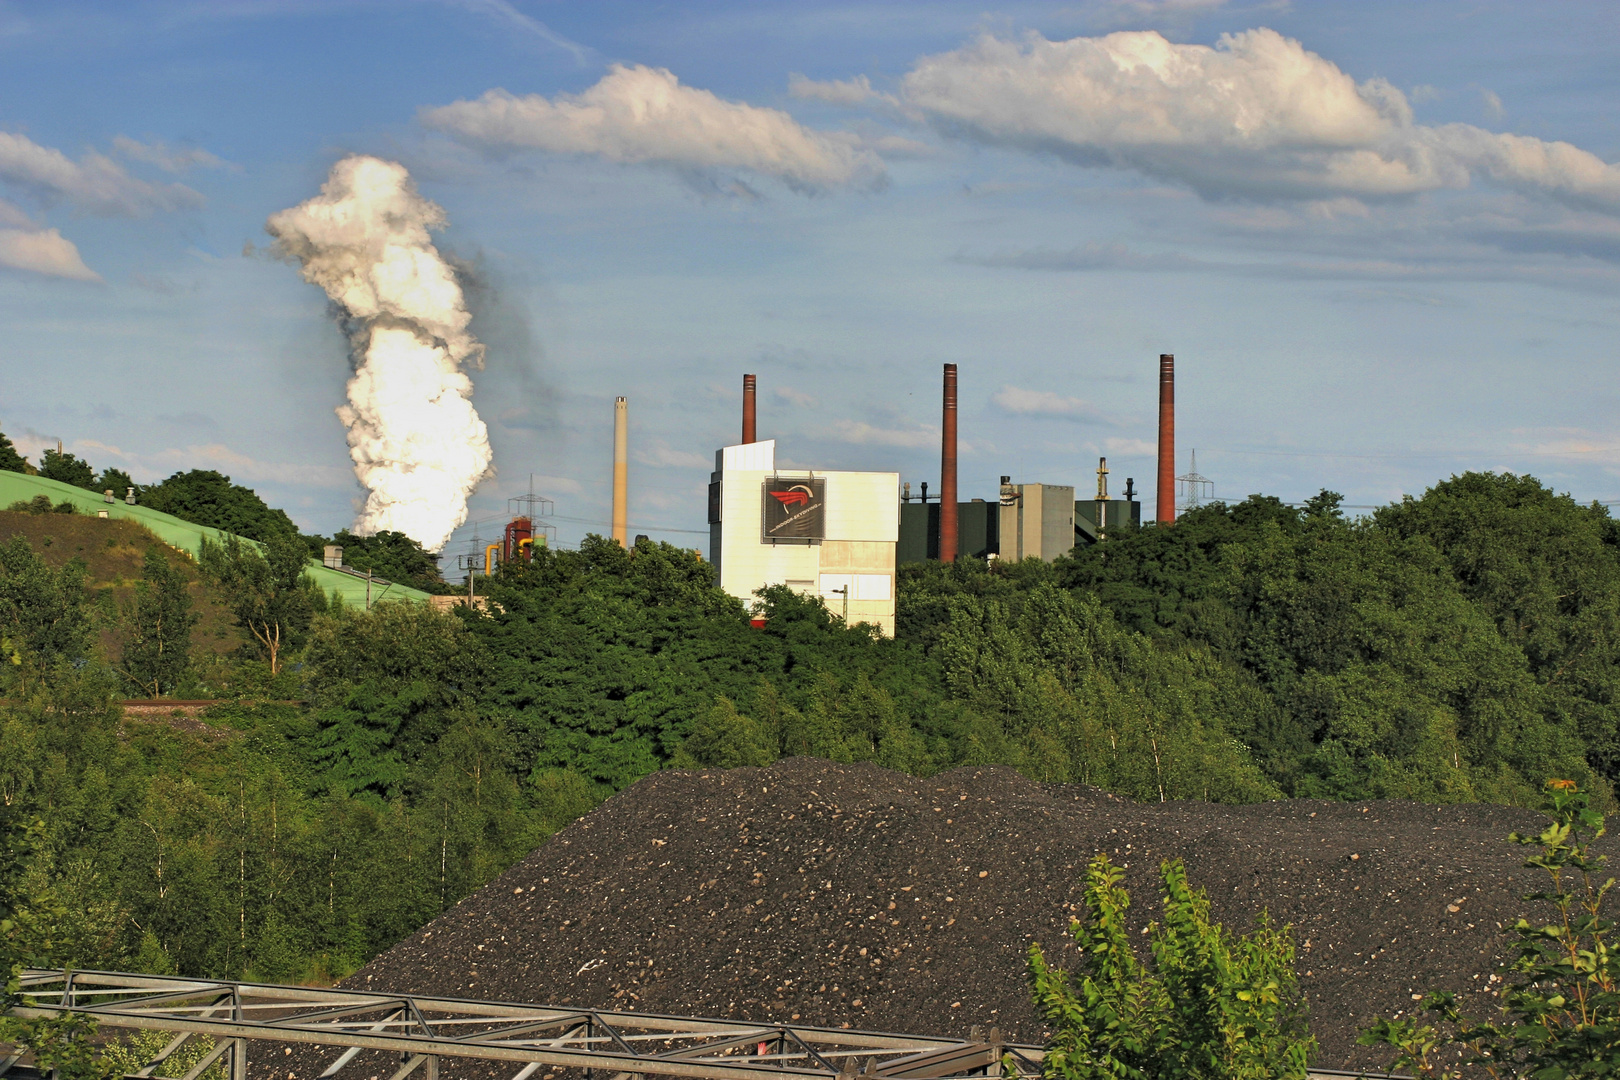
0 455 1616 986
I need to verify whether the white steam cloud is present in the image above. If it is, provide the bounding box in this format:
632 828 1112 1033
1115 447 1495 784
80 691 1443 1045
266 155 493 553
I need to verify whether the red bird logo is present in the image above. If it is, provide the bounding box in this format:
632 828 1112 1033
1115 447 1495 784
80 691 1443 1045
770 485 815 508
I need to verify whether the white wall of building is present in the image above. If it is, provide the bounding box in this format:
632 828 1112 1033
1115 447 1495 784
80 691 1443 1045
709 441 899 636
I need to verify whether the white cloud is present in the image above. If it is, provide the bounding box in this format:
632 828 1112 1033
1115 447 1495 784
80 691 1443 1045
525 474 583 496
1104 437 1158 456
0 197 98 280
0 224 99 281
1479 88 1505 120
0 130 202 215
993 385 1114 423
635 445 711 469
830 419 937 448
422 64 886 193
901 28 1620 210
448 0 593 64
0 197 34 229
1092 0 1239 26
774 386 818 408
112 135 227 174
789 73 886 108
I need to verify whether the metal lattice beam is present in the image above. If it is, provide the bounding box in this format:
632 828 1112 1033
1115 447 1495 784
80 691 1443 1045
6 971 1041 1080
3 970 1405 1080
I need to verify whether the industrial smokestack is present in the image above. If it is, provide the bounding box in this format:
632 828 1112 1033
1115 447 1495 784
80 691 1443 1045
742 373 757 444
612 396 628 545
940 363 959 562
266 155 493 553
1157 354 1175 524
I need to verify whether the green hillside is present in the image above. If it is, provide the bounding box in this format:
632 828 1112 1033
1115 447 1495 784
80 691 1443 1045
0 471 431 607
0 466 1617 995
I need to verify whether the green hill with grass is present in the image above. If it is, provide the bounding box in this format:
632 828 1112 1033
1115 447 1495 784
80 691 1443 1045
0 470 431 607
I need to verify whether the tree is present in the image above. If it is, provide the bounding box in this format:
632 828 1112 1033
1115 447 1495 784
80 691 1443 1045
1028 855 1314 1080
0 432 27 474
118 547 198 698
37 449 95 491
322 530 443 590
1377 473 1620 788
141 471 299 543
95 468 135 501
198 533 317 675
0 538 91 693
672 697 775 769
304 601 476 798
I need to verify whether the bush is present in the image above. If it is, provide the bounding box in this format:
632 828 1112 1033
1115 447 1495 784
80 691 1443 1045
6 495 74 515
1360 780 1620 1078
1028 855 1314 1079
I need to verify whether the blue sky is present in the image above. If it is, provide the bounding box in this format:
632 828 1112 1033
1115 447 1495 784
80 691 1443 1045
3 0 1619 560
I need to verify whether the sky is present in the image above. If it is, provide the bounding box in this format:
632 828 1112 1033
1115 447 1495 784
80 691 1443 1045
3 0 1619 564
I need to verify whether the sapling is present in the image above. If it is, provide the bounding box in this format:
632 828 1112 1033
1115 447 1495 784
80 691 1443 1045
1360 780 1620 1079
1025 854 1313 1080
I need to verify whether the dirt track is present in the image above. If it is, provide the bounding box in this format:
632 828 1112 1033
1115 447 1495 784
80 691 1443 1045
342 758 1588 1074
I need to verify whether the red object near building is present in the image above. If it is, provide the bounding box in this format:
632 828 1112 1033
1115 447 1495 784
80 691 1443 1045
504 516 534 563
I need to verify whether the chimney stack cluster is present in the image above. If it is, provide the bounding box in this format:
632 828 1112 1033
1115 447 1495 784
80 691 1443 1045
613 353 1178 557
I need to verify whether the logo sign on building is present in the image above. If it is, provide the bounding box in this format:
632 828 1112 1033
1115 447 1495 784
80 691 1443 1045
762 477 826 541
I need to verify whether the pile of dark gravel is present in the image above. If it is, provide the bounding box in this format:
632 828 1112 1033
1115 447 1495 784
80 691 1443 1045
344 758 1594 1074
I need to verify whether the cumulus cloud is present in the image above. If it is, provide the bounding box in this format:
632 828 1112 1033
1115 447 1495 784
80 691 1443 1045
993 386 1114 423
0 222 98 281
901 28 1620 210
422 64 886 193
0 130 201 215
112 135 227 174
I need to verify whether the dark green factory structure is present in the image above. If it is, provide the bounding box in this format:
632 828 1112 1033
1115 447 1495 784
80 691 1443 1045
897 473 1141 565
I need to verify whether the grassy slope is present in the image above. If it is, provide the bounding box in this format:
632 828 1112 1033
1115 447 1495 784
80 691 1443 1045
0 509 245 663
0 471 432 606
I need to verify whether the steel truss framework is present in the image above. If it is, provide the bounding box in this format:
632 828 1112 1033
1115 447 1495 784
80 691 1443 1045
5 971 1039 1080
4 970 1400 1080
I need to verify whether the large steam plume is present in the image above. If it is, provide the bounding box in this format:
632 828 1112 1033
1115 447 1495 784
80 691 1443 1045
266 155 492 552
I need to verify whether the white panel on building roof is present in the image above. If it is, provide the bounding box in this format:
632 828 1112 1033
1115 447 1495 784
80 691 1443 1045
716 440 776 473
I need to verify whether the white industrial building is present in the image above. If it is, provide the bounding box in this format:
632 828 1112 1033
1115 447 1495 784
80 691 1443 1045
708 440 899 637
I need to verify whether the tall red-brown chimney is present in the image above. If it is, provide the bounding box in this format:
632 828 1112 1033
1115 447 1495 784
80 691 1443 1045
742 373 757 444
1156 354 1175 524
940 363 959 562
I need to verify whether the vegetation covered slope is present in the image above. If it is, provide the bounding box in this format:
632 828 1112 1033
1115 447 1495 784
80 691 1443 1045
0 469 1616 991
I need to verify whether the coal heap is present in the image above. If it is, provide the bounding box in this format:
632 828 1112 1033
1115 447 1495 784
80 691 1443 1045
346 758 1582 1073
